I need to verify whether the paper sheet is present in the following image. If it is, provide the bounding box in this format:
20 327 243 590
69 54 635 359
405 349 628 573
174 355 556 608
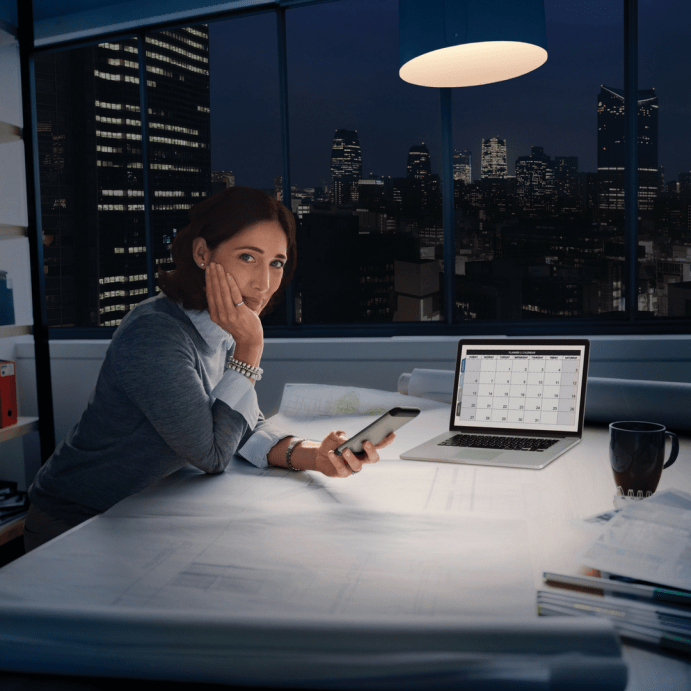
0 402 540 617
579 489 691 590
246 411 537 522
0 478 537 619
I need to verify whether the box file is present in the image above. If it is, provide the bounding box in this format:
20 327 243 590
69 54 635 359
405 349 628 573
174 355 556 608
0 360 17 428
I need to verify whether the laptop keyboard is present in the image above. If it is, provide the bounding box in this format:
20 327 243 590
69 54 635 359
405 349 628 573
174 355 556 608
439 434 559 452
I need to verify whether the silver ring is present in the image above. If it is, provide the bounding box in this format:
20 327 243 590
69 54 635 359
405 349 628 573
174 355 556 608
235 301 244 307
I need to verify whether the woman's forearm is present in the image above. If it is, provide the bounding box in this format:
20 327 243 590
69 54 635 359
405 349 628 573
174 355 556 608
232 343 263 370
267 437 319 471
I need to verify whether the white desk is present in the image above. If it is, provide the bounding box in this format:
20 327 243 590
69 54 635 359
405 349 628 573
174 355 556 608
0 388 689 690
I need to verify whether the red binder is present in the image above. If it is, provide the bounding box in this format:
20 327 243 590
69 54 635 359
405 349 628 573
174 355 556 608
0 360 17 428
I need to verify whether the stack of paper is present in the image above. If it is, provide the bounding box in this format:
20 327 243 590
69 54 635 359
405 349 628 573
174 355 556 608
538 489 691 655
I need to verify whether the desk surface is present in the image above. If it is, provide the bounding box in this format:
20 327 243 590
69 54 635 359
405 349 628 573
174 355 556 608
0 390 689 690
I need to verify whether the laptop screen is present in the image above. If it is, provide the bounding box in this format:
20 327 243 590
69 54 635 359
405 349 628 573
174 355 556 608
452 340 589 434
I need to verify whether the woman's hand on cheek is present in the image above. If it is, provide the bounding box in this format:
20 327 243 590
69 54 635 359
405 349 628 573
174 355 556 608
206 262 264 354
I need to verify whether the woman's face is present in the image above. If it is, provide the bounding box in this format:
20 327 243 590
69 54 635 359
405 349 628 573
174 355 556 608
206 221 288 315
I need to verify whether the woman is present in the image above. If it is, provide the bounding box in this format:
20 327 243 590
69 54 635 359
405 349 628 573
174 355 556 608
25 186 393 552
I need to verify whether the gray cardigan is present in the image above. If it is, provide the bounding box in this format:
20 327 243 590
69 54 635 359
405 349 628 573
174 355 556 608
28 294 289 525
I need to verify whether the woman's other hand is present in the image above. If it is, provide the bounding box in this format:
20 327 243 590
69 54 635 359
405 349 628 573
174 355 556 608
315 430 395 477
206 262 263 366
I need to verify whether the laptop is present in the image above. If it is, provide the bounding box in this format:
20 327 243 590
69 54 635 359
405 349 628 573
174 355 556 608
400 339 590 469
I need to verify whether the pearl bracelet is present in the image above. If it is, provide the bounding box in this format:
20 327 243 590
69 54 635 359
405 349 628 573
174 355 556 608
227 356 263 381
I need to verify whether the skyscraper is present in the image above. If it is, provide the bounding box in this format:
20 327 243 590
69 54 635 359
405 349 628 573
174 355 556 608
481 137 507 179
553 156 579 198
36 27 211 327
515 146 555 210
453 149 472 184
406 143 435 210
406 143 431 180
330 129 362 205
597 85 658 215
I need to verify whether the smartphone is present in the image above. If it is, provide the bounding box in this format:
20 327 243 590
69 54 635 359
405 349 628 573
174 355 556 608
335 406 420 456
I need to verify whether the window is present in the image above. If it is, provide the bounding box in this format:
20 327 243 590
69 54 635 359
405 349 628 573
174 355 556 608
36 40 147 328
34 0 689 335
288 0 445 324
451 2 625 322
205 13 285 325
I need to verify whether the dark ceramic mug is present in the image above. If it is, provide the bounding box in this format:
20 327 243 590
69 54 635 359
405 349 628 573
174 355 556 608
609 421 679 497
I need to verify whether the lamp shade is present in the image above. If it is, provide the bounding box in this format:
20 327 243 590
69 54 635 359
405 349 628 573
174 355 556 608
399 0 548 87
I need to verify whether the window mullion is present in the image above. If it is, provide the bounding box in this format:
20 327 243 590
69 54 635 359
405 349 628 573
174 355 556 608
624 0 638 322
440 88 455 325
137 32 156 298
276 7 295 326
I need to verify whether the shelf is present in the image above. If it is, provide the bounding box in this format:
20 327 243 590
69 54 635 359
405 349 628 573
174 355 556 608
0 416 39 444
0 512 26 548
0 325 32 339
0 224 27 239
0 121 22 145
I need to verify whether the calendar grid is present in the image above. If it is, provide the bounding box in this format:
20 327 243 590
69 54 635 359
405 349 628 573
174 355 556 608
456 350 582 429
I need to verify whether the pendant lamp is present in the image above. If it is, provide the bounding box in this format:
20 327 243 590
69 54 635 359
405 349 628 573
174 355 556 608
399 0 548 87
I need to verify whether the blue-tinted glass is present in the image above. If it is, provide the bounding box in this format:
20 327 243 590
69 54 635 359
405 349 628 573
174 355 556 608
287 0 445 324
207 14 285 324
451 1 626 322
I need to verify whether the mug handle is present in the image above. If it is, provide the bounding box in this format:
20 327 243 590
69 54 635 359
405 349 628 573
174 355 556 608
663 431 679 469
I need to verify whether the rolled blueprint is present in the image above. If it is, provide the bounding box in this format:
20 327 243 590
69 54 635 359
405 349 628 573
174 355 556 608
585 377 691 431
0 602 627 690
397 368 455 403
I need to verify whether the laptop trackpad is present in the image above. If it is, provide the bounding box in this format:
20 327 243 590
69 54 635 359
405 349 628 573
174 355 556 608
456 449 503 461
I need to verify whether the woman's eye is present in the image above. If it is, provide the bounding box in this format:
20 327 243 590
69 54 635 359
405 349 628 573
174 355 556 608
240 253 254 262
271 259 285 269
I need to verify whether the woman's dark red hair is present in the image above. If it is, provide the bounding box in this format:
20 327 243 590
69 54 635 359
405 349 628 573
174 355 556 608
158 186 297 316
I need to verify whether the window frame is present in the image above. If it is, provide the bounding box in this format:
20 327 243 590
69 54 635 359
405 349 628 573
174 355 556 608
27 0 690 340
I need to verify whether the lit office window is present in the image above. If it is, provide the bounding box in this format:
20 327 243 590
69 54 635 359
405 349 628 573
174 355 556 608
639 0 691 319
287 0 445 324
451 3 625 322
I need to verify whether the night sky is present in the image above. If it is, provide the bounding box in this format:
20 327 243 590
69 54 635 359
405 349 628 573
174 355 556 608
208 0 690 190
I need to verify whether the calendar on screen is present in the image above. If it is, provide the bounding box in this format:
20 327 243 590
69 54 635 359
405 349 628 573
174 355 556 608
454 343 587 433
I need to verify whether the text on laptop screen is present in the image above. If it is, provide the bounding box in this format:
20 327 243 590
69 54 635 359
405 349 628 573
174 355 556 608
454 343 587 433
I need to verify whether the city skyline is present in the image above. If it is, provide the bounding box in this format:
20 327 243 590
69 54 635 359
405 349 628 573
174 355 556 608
214 102 665 202
217 97 686 195
208 0 689 190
